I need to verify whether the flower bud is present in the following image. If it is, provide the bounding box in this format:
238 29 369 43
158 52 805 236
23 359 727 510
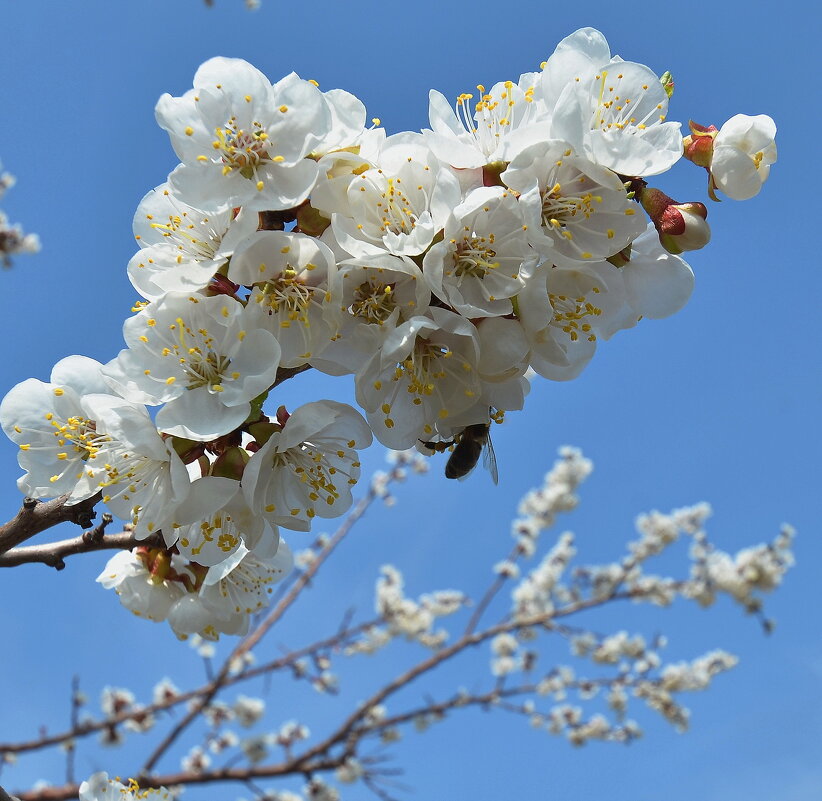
210 446 249 480
296 201 331 237
639 187 711 255
659 70 675 99
682 120 717 170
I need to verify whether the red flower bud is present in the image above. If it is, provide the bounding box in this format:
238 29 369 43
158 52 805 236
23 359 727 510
639 187 711 255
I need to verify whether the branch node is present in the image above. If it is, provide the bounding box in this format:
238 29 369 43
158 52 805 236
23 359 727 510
73 511 96 530
22 498 38 510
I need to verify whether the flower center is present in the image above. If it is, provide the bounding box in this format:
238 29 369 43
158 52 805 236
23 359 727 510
541 182 601 234
179 512 241 559
149 210 223 261
549 291 602 342
212 119 272 179
456 80 535 158
256 270 314 325
378 177 418 235
350 279 397 323
453 235 499 279
49 415 107 462
182 349 232 390
275 443 346 516
160 316 234 392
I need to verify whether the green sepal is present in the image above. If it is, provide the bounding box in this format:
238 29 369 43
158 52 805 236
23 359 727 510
245 391 269 424
248 421 280 447
210 446 249 480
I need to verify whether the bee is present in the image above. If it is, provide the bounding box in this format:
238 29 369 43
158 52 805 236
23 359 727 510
421 421 499 485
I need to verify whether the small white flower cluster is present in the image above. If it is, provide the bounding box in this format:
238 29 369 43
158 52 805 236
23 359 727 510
512 635 739 743
181 744 211 773
490 632 529 676
480 456 794 746
0 161 40 267
513 446 592 556
511 531 576 619
631 649 739 731
334 757 365 784
360 565 467 650
686 523 795 613
234 694 266 727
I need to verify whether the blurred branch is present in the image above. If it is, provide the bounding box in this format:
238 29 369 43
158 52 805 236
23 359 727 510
0 616 381 756
0 784 21 801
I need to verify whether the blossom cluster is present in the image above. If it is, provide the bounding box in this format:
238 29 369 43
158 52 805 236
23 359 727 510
0 162 40 267
0 28 776 638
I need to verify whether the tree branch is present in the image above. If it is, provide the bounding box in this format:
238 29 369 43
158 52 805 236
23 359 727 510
0 493 101 556
0 784 21 801
0 525 156 570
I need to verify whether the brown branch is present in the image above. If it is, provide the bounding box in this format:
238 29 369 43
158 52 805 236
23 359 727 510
0 784 21 801
13 757 342 801
464 543 522 635
0 526 158 570
0 493 101 556
272 363 312 389
362 677 629 735
288 588 649 770
7 585 688 800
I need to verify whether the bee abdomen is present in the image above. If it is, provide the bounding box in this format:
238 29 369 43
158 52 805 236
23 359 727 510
445 426 487 480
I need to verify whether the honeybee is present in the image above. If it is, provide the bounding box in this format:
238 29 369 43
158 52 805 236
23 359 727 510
421 421 498 485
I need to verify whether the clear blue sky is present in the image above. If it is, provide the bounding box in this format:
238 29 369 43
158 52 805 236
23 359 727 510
0 1 820 799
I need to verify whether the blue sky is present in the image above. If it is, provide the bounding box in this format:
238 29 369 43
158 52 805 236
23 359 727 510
0 1 820 799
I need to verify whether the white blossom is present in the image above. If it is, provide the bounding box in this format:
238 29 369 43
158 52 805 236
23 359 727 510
156 58 331 211
127 183 258 300
233 695 266 727
422 186 530 317
103 292 281 440
242 400 372 531
540 28 683 176
711 114 777 200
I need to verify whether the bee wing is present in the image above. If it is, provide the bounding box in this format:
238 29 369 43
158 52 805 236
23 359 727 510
482 430 499 485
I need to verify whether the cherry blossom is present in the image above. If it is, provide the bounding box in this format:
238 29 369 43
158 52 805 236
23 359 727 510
156 57 331 211
711 114 777 201
128 182 258 300
103 292 281 440
242 400 372 531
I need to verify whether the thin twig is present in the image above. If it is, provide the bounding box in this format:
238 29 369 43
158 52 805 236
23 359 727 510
65 677 80 785
464 544 522 635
